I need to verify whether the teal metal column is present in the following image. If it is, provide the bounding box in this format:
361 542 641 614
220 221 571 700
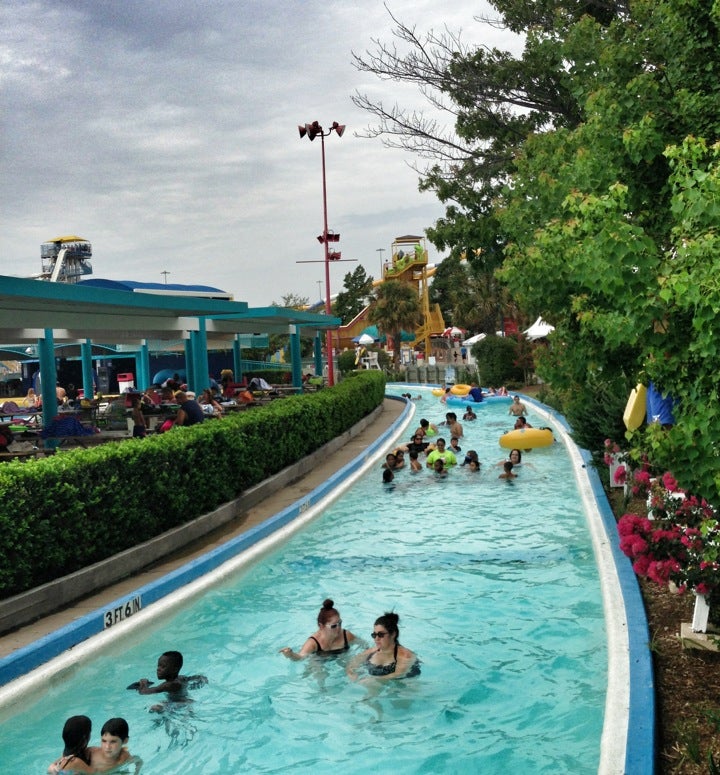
81 339 94 399
184 338 194 391
38 329 57 427
136 341 150 391
191 319 209 394
233 336 243 383
289 325 302 388
314 332 323 376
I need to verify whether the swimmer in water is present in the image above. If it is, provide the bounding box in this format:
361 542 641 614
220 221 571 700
346 611 420 681
280 599 358 659
47 715 92 774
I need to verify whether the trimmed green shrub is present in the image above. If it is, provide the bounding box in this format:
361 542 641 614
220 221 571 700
472 335 524 386
0 371 385 598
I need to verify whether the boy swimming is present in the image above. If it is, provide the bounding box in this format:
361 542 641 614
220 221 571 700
129 651 207 711
90 718 142 773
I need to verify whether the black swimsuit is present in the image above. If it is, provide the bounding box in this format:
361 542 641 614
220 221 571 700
310 630 349 655
365 644 421 677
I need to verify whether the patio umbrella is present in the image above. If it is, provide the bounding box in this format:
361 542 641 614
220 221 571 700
361 325 385 343
442 326 464 337
357 333 375 345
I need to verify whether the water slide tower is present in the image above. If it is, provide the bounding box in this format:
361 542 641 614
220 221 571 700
38 236 93 282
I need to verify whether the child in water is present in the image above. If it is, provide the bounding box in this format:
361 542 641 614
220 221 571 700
90 718 142 773
498 461 517 480
129 650 207 711
408 450 423 472
48 715 92 773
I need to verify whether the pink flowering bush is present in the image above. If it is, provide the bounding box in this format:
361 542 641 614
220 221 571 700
613 464 627 485
617 472 720 594
603 438 621 466
631 469 652 499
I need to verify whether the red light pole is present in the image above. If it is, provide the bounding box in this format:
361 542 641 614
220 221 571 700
298 120 344 386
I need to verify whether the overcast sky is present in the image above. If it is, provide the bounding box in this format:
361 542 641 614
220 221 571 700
2 1 520 307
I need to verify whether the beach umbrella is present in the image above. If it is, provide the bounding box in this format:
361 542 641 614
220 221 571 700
357 333 375 345
361 325 385 343
443 326 464 337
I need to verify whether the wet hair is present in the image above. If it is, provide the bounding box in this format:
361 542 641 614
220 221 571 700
436 438 446 446
317 599 341 627
161 650 183 675
409 450 418 460
101 718 129 741
374 611 400 640
419 419 429 428
383 469 394 483
503 461 514 473
62 715 92 762
509 449 523 463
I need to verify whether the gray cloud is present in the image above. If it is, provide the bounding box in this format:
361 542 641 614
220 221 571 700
2 0 519 303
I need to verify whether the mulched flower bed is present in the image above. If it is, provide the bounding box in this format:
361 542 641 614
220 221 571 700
607 489 720 773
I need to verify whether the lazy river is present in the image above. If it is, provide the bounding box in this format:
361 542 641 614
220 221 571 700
0 386 630 773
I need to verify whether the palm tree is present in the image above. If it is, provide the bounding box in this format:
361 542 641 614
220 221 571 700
369 280 422 367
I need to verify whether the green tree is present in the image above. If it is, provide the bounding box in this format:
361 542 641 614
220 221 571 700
332 265 374 324
272 293 309 309
368 280 422 367
472 335 523 386
496 2 720 497
430 254 517 334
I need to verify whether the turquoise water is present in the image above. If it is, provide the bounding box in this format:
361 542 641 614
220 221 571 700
0 387 606 773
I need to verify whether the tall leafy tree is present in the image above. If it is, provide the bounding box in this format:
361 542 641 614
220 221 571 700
332 265 374 324
368 280 422 367
497 1 720 498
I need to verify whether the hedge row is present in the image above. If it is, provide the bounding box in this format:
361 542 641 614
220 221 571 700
0 371 386 598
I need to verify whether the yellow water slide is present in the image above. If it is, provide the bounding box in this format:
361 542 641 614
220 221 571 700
335 235 445 353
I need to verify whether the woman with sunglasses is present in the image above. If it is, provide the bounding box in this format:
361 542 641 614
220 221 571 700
279 599 357 660
346 612 420 681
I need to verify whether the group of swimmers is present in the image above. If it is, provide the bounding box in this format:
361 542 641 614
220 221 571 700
381 411 527 482
279 599 420 680
49 650 207 773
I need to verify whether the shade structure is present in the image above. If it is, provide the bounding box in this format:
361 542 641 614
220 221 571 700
443 326 465 337
356 333 375 345
462 332 486 346
361 325 414 343
524 316 555 340
360 325 383 342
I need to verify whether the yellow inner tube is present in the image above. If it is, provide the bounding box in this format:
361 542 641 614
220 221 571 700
499 428 554 449
450 384 471 395
623 383 647 431
431 388 445 396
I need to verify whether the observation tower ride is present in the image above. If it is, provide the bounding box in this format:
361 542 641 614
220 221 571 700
38 236 93 283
